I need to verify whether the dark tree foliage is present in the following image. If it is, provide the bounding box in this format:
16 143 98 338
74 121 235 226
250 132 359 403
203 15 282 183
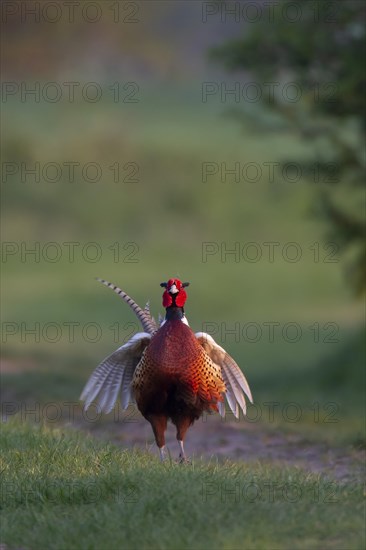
211 0 366 294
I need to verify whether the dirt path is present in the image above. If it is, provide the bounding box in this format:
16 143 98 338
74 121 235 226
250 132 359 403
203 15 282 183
2 360 364 483
73 410 365 483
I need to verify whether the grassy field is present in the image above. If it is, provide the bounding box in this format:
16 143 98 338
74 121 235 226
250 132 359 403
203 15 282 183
1 419 364 550
1 320 364 549
2 84 365 549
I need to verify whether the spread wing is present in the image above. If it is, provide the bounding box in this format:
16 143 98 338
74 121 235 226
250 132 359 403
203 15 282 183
195 332 253 418
80 332 151 413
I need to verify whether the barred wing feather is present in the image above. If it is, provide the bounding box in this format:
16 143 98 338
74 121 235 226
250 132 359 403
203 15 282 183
80 332 151 413
195 332 253 418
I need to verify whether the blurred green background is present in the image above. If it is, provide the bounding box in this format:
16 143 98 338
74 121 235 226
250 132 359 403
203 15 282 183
1 1 365 445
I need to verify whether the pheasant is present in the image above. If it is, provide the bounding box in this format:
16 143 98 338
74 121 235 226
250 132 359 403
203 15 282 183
80 278 253 461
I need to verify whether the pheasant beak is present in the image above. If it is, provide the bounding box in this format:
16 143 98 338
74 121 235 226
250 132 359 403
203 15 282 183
168 283 179 294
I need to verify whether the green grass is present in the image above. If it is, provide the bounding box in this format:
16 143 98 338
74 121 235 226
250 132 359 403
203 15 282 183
1 419 364 550
2 85 365 549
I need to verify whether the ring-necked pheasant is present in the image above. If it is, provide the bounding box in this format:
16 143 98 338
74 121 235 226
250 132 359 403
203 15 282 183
80 278 253 461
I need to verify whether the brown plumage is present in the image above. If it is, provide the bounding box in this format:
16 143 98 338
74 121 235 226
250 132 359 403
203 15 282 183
80 278 253 461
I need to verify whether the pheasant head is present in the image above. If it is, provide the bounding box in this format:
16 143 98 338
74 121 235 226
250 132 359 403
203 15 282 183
160 278 190 308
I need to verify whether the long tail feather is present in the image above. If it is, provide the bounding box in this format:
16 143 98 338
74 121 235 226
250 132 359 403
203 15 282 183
96 278 157 334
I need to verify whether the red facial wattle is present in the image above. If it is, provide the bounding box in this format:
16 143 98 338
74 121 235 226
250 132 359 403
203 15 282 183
175 289 187 307
162 290 173 308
